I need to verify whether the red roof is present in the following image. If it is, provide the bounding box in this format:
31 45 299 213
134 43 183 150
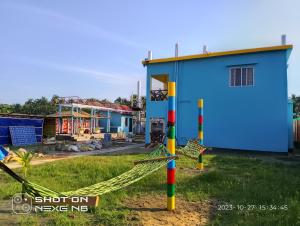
58 97 133 112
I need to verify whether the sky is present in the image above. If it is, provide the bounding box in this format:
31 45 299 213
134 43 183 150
0 0 299 104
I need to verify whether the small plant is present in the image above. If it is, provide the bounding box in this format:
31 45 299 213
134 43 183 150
9 148 33 178
95 127 101 134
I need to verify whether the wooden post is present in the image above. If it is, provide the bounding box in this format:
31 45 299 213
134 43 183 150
167 82 176 211
90 108 93 134
197 99 204 170
71 106 74 135
107 110 110 133
76 107 79 134
58 105 62 134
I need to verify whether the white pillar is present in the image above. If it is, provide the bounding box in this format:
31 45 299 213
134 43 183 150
281 34 286 45
148 50 152 60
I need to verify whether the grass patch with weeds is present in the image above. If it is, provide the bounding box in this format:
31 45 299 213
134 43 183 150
0 153 300 225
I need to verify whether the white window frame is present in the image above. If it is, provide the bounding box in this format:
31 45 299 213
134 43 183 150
229 66 255 87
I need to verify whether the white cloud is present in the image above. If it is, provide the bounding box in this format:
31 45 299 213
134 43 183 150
1 54 142 86
2 1 142 48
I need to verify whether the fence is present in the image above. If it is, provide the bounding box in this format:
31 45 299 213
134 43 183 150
150 90 168 101
293 120 300 143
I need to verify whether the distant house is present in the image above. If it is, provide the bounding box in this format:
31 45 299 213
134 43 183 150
100 111 133 134
46 111 106 135
143 44 293 152
52 99 134 137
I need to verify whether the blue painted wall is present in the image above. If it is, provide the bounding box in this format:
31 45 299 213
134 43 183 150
99 111 108 132
121 116 132 133
288 100 294 150
99 111 120 132
110 112 122 133
145 50 291 152
100 111 133 133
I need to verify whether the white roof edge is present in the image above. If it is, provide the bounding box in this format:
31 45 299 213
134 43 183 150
59 103 133 113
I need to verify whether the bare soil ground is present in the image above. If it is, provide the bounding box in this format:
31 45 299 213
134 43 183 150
0 200 18 225
124 195 217 226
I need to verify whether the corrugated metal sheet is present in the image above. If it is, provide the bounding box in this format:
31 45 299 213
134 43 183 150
294 120 300 142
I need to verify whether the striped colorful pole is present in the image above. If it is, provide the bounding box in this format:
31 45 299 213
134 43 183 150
167 82 176 211
197 99 204 170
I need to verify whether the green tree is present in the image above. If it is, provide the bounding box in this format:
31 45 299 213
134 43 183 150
114 97 131 107
141 96 146 111
100 98 111 103
127 95 146 110
291 94 300 117
0 104 13 113
12 104 23 113
51 95 60 105
0 96 58 116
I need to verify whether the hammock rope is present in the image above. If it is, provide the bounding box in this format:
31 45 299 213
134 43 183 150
176 140 206 160
0 141 204 197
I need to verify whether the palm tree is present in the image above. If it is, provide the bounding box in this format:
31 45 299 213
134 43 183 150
51 95 60 105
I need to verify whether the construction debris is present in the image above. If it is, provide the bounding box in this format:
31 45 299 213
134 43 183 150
43 137 56 145
55 139 103 152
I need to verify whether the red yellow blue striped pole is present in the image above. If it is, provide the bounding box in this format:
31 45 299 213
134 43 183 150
167 82 176 210
197 99 204 170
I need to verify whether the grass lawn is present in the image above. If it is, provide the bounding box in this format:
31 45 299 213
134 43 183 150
0 152 300 225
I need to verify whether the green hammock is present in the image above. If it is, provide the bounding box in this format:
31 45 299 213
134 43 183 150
0 141 203 198
176 140 206 160
0 145 170 197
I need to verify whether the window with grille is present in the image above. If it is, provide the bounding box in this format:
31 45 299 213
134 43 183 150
229 67 254 87
150 74 168 101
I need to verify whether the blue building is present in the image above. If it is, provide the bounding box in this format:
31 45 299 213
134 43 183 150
100 111 133 134
143 44 293 152
56 100 133 136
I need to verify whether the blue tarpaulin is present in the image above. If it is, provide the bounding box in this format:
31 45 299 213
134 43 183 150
9 126 37 146
0 146 8 160
0 117 43 145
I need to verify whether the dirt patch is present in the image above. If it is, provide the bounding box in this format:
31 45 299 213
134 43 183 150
124 195 217 226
